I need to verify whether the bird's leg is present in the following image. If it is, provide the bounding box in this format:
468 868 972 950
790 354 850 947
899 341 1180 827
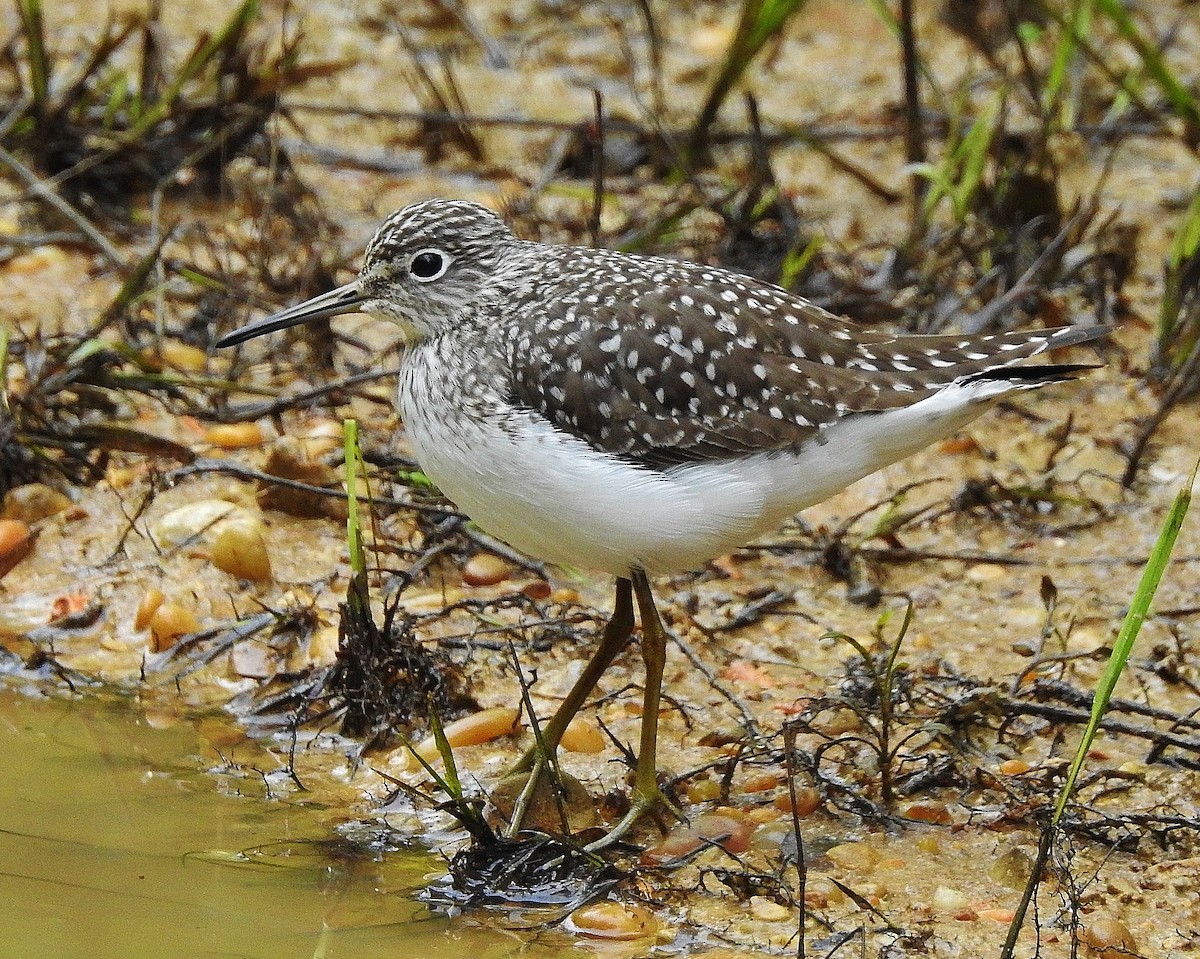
585 568 681 851
500 577 634 835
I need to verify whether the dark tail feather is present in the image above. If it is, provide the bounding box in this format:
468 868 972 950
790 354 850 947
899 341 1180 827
970 362 1103 386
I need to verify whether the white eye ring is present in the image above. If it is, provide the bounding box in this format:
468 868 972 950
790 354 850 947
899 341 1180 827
408 248 452 282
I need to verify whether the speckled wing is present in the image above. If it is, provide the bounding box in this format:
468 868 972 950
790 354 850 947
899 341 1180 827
504 254 1101 469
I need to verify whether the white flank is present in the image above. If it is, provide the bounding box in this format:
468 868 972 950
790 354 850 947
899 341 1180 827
402 370 1045 577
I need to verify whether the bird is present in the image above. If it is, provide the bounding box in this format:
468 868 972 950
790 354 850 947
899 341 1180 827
217 198 1108 847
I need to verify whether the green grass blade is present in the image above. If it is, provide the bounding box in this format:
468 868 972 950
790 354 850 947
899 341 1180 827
127 0 261 139
1050 458 1196 825
0 324 10 417
1168 189 1200 273
1003 459 1196 958
342 418 366 579
15 0 49 122
1158 187 1200 357
1093 0 1200 137
684 0 811 167
1044 0 1094 125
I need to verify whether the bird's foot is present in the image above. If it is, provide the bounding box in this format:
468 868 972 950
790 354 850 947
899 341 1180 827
584 781 684 852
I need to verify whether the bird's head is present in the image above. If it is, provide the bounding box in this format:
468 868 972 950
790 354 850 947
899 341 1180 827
215 199 514 348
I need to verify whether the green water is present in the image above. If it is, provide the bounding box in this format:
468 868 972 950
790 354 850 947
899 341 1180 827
0 684 540 959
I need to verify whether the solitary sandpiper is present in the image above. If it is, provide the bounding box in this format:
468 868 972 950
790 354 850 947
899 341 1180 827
218 198 1108 846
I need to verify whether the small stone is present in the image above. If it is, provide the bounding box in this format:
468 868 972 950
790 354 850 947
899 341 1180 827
967 563 1008 583
642 810 754 863
134 588 165 630
0 519 34 579
2 483 71 522
932 886 969 912
742 772 781 793
149 602 200 651
461 552 512 587
999 758 1032 775
917 836 940 854
152 499 240 546
155 340 208 372
1078 916 1137 958
904 801 952 824
49 593 89 621
258 439 346 519
749 896 791 922
520 579 552 600
989 847 1034 889
686 777 722 804
568 901 658 940
204 422 265 449
404 707 522 767
773 784 821 817
560 716 605 753
826 841 880 872
745 805 781 825
488 767 598 834
210 518 273 581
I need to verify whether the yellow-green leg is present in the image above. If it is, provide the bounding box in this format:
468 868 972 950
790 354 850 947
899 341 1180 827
584 568 679 850
501 577 634 835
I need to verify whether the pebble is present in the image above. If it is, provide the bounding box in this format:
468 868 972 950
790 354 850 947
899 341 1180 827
686 777 722 804
154 340 208 372
49 593 89 621
5 245 69 274
210 518 273 581
932 886 969 912
642 809 754 863
773 784 820 816
520 579 552 600
148 602 200 652
560 716 605 753
2 483 71 522
989 847 1034 889
405 707 521 767
745 805 781 825
999 758 1032 775
749 896 791 922
258 439 346 519
825 841 880 872
204 422 265 449
966 563 1008 583
742 772 781 793
567 901 659 940
748 819 794 852
461 552 512 587
135 588 165 630
1078 916 1137 958
904 801 952 824
0 519 34 579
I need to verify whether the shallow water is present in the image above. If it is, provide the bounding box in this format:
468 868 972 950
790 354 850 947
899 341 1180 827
0 684 525 959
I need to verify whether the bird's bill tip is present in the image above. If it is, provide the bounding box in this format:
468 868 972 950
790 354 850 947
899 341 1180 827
215 282 366 348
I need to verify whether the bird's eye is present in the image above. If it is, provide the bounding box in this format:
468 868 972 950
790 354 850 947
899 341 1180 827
409 248 451 282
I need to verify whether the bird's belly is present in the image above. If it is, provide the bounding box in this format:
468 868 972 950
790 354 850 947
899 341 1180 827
399 373 1002 577
399 402 779 576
